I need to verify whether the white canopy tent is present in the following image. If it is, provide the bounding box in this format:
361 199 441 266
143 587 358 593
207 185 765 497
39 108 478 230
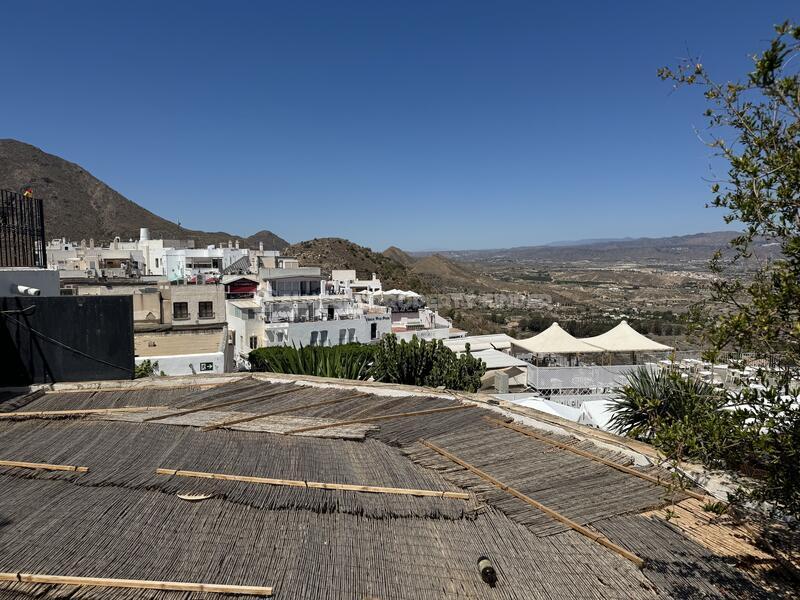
580 320 673 353
511 323 604 355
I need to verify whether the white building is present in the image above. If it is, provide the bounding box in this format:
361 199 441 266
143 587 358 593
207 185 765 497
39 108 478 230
258 265 392 349
47 238 146 279
391 307 465 342
164 245 249 283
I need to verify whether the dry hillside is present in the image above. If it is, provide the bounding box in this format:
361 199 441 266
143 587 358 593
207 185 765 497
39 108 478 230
284 238 492 293
0 139 288 249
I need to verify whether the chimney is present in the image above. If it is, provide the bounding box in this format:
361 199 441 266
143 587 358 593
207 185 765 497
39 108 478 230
89 238 95 248
259 242 264 252
228 240 232 249
139 227 150 242
235 240 240 250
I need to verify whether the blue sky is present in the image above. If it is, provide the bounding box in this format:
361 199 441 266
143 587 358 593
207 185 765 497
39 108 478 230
2 1 796 250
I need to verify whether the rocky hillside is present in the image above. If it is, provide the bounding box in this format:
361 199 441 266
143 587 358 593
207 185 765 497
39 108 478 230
0 139 288 249
409 254 498 291
382 246 416 267
283 238 492 294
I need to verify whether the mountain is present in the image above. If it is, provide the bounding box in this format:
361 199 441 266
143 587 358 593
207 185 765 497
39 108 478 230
282 238 419 288
0 139 288 250
431 231 751 264
283 238 493 293
382 245 416 267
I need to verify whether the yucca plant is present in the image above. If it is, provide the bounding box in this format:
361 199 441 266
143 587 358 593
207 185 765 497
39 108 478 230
609 367 726 440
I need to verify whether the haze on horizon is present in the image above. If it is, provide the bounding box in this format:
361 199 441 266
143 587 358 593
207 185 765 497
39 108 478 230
2 1 796 251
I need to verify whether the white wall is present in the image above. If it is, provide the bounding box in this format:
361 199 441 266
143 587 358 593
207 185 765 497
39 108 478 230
0 268 60 297
135 351 225 376
265 314 391 347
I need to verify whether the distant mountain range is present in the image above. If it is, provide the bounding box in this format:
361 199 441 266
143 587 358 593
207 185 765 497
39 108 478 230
418 231 756 264
0 139 288 250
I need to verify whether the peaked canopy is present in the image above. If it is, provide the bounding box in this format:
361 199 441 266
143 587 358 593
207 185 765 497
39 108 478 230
511 323 604 355
581 321 673 353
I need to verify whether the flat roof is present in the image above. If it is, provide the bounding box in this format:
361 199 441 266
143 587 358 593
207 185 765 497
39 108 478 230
0 375 786 598
228 299 261 310
135 330 222 357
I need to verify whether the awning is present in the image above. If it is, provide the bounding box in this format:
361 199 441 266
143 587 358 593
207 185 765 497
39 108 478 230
581 320 673 352
511 323 604 354
466 349 529 370
228 299 261 309
443 334 515 353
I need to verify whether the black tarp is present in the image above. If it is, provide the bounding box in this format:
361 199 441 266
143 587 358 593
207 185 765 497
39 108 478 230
0 295 134 384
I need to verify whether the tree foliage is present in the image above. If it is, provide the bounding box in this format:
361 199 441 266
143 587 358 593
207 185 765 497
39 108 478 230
621 22 800 518
659 21 800 363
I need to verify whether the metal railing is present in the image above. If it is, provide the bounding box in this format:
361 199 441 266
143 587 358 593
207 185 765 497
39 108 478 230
526 364 640 395
0 190 47 268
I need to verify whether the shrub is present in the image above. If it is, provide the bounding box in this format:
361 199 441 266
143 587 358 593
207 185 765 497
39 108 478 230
248 344 375 380
371 334 485 392
609 367 740 464
610 367 800 518
134 360 160 379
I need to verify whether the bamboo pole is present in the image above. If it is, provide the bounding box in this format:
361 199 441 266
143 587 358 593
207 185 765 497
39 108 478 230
144 386 294 422
0 460 88 473
284 404 472 435
201 392 370 431
0 573 272 596
485 417 711 503
0 406 166 420
156 467 469 500
420 440 645 568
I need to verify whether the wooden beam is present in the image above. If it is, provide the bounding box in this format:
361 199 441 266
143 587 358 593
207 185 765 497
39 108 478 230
144 386 294 422
0 406 166 420
0 573 272 596
45 382 222 394
0 460 88 473
485 417 711 503
420 439 645 568
156 467 469 500
283 404 472 435
201 392 370 431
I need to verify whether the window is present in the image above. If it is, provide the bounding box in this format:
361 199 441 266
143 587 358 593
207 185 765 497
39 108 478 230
198 301 214 319
371 322 378 339
249 335 258 350
155 258 159 268
320 330 328 345
310 331 319 346
173 302 189 320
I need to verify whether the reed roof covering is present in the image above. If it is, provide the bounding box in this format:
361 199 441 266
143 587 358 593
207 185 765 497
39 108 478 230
0 376 787 599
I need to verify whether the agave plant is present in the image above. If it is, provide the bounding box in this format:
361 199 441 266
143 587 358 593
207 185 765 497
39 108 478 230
248 344 375 380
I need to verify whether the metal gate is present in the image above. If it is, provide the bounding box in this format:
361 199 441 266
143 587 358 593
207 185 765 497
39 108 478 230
0 189 47 268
